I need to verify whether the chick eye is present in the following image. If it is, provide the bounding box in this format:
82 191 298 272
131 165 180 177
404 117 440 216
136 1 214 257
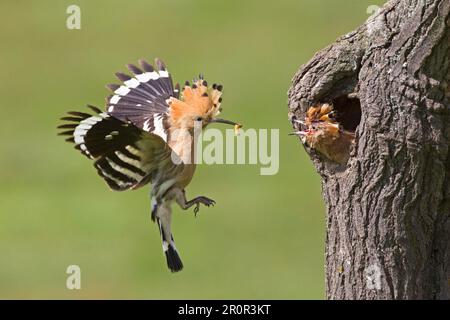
328 111 336 120
195 117 203 122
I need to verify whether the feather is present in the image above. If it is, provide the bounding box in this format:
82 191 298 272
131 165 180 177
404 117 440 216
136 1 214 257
58 104 184 191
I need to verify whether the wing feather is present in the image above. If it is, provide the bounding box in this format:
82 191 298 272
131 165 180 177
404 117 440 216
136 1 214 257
105 58 175 143
58 106 183 191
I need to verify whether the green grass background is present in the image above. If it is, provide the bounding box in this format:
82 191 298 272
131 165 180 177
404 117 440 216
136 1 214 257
0 0 385 299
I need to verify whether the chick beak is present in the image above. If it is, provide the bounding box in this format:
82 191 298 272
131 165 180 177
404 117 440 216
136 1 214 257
291 119 309 136
294 119 307 125
289 130 309 136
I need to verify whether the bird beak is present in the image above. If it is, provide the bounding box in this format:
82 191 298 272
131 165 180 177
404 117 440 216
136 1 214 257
289 130 309 136
210 118 240 126
294 119 306 125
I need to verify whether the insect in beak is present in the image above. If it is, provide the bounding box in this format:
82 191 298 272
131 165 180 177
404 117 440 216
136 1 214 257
210 118 243 135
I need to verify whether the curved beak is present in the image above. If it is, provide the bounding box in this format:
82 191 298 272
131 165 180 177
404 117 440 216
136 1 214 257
210 118 241 126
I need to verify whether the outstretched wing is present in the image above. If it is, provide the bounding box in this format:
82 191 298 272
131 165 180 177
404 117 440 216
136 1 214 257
105 58 179 142
58 105 183 191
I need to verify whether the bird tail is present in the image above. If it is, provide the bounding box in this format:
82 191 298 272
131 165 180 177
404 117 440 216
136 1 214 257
157 218 183 272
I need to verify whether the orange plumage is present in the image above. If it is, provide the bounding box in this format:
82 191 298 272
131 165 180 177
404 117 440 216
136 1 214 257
168 79 223 130
295 104 355 164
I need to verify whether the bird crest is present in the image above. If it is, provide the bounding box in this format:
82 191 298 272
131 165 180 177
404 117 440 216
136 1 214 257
168 77 224 130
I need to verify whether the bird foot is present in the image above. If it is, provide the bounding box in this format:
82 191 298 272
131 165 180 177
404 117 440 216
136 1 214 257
191 196 216 216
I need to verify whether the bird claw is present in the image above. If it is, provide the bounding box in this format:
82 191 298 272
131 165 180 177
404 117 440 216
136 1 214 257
192 196 215 217
194 204 200 216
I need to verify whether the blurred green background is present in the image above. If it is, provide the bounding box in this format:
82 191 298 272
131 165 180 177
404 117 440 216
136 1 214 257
0 0 385 299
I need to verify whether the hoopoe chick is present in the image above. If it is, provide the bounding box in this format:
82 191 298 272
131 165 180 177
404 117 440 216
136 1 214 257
58 58 242 272
293 103 355 164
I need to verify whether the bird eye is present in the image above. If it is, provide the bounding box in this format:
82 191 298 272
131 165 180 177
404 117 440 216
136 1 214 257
328 111 336 120
196 117 203 122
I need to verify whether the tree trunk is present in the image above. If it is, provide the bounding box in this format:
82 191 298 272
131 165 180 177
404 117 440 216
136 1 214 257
288 0 450 299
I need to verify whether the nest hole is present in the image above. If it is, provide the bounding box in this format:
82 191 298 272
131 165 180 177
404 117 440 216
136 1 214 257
332 95 361 132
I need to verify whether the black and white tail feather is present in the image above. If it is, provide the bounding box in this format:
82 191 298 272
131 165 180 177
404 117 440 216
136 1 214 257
58 58 185 272
153 201 183 272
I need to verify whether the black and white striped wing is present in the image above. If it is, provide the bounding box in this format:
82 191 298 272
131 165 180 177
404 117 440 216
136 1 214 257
58 105 183 191
105 58 179 142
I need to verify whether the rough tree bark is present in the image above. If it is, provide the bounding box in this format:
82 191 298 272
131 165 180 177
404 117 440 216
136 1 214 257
288 0 450 299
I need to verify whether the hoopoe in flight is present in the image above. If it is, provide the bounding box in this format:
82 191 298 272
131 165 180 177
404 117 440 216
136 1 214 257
58 58 241 272
292 104 355 164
